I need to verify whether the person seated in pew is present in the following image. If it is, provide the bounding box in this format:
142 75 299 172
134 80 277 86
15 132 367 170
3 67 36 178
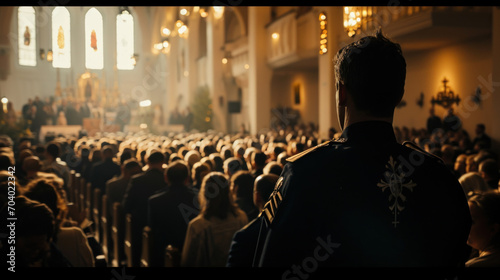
181 172 247 267
226 174 278 267
147 160 199 267
23 178 95 267
122 150 167 267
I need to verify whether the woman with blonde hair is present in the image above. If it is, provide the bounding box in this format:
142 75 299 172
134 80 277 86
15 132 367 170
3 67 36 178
466 191 500 267
459 172 490 198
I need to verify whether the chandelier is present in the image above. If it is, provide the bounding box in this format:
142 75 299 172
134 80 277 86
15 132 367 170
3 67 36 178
344 7 362 37
431 77 461 109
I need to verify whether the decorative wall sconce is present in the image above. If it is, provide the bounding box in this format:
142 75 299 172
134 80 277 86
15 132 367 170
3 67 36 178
40 48 46 60
431 77 460 109
46 49 53 62
472 86 482 104
39 48 53 62
131 53 139 66
416 92 424 108
154 38 170 54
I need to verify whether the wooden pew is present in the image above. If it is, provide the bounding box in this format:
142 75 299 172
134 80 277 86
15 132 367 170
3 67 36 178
164 245 180 267
140 226 153 267
101 194 110 264
112 202 126 267
93 188 102 244
69 170 76 202
124 213 133 267
76 174 87 215
85 182 93 221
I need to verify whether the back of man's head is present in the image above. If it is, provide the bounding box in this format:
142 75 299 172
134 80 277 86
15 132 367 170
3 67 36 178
252 151 267 169
254 174 279 208
46 142 61 159
102 145 114 160
334 28 406 118
165 160 189 186
123 159 142 177
224 157 243 177
22 156 42 173
479 159 499 181
147 150 165 166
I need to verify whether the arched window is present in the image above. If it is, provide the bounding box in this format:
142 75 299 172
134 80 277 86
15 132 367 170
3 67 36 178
52 7 71 68
116 9 134 70
18 6 36 66
85 8 103 70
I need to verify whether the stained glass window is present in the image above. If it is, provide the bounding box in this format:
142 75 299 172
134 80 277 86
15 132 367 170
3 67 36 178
52 7 71 68
116 10 134 70
18 7 36 66
85 8 103 70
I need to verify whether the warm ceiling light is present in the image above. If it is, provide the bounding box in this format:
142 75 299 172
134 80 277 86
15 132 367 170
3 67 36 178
213 6 224 19
176 20 183 28
200 9 208 18
180 8 188 16
244 64 249 70
162 27 171 36
344 7 362 37
222 58 228 64
272 32 279 39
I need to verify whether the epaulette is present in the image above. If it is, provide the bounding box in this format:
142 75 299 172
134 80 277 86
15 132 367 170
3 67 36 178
402 141 444 164
286 137 347 163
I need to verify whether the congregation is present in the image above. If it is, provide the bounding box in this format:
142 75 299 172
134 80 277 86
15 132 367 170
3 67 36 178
1 95 500 269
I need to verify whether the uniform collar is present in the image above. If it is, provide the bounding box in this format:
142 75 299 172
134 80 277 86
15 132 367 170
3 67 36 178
340 121 397 145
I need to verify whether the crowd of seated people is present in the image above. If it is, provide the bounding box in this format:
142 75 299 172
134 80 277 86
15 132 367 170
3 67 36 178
1 111 499 267
394 121 500 267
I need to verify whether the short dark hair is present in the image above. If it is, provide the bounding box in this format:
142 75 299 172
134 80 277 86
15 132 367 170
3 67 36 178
252 151 267 168
334 28 406 118
165 160 189 185
231 170 255 199
1 196 55 241
46 141 61 159
255 174 279 202
479 159 499 179
147 151 165 164
224 157 244 175
123 158 141 170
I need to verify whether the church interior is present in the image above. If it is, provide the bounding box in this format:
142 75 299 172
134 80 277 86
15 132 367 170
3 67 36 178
0 6 498 147
1 5 500 270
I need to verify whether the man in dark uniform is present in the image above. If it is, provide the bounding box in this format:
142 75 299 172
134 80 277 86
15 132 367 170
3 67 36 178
251 29 471 270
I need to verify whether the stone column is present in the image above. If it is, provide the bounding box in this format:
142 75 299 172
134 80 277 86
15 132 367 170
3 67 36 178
248 6 272 135
317 6 343 140
206 9 227 132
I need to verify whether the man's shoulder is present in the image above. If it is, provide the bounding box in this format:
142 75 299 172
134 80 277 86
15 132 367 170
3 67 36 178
149 190 167 203
107 176 125 187
286 138 348 164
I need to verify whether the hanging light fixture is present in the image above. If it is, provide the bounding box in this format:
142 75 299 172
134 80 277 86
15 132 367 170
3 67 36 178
213 6 224 19
431 77 461 109
343 7 362 37
319 12 328 55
